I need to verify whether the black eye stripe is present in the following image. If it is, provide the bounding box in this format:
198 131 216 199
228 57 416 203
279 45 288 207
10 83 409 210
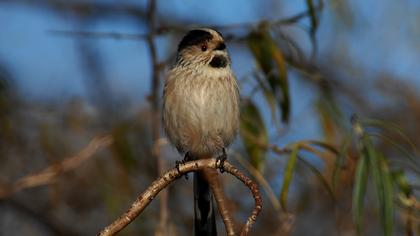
178 30 213 52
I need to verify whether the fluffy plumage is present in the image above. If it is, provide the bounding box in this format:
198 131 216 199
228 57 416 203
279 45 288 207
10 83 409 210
162 28 239 236
163 28 239 159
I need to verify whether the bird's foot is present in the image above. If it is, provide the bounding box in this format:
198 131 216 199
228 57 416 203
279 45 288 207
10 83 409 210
216 148 227 173
176 152 193 179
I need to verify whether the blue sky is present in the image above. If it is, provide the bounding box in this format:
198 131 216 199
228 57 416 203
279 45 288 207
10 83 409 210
0 0 419 145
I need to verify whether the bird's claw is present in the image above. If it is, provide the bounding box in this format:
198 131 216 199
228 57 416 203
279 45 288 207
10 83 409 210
175 160 189 179
216 148 227 173
176 152 194 179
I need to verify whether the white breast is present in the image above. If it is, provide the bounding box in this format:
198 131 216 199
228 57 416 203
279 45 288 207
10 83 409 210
163 65 239 158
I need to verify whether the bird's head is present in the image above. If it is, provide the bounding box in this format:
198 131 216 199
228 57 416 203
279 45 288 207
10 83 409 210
176 28 230 69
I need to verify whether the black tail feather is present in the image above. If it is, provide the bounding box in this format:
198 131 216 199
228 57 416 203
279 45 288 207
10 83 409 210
194 171 217 236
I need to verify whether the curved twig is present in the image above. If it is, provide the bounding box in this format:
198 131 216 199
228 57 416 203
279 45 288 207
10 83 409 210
232 153 280 211
97 159 262 236
203 168 236 235
0 135 113 199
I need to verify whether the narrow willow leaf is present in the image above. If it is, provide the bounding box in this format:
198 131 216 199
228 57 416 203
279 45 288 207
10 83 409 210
306 0 319 35
317 87 345 136
369 133 420 175
298 155 335 201
363 119 417 152
362 135 393 236
280 144 299 211
317 99 335 141
270 41 290 122
254 72 277 122
378 154 394 236
239 99 268 171
352 154 368 234
332 135 351 192
248 30 273 76
306 140 340 155
248 28 290 123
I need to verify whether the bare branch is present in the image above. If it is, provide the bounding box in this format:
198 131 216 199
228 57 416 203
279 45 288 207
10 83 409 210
203 169 236 235
144 0 168 235
48 30 147 40
232 153 281 211
97 159 262 236
47 6 323 41
0 135 113 199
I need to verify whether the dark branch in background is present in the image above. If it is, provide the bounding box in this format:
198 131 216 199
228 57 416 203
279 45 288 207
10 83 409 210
77 40 117 117
0 136 113 199
97 159 262 236
48 30 147 41
0 199 81 236
145 0 168 235
1 0 147 20
48 5 323 41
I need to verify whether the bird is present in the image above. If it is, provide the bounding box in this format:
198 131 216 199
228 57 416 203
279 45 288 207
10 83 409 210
162 28 239 236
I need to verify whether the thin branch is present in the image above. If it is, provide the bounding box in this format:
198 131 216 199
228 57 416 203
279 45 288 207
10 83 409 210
232 153 280 211
97 159 262 236
0 135 113 199
48 30 147 40
48 6 323 41
145 1 168 235
203 169 236 235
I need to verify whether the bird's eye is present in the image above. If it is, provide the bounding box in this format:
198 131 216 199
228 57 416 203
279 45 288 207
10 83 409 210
201 45 207 51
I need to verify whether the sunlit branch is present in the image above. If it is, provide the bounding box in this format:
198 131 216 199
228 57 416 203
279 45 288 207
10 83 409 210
97 159 262 236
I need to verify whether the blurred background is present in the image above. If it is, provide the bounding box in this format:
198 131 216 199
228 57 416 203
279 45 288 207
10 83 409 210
0 0 420 235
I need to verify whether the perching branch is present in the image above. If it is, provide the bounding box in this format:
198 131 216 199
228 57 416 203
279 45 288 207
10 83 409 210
0 135 113 199
97 159 262 236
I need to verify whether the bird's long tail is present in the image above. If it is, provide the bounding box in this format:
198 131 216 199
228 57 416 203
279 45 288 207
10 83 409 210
194 171 217 236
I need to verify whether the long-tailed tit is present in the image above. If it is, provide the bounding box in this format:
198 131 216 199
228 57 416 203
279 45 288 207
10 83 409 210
163 28 239 235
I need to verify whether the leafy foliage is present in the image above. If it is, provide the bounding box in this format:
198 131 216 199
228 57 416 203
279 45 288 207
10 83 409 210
248 26 290 123
239 99 269 171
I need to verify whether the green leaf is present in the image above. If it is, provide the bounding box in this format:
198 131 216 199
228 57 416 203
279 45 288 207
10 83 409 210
361 135 394 236
369 133 420 175
316 89 345 141
248 29 274 76
352 153 368 234
379 154 394 236
362 119 417 152
305 140 340 155
248 28 290 123
352 117 395 236
271 39 290 123
298 155 335 201
332 135 351 192
280 144 299 211
239 99 268 171
254 72 278 122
